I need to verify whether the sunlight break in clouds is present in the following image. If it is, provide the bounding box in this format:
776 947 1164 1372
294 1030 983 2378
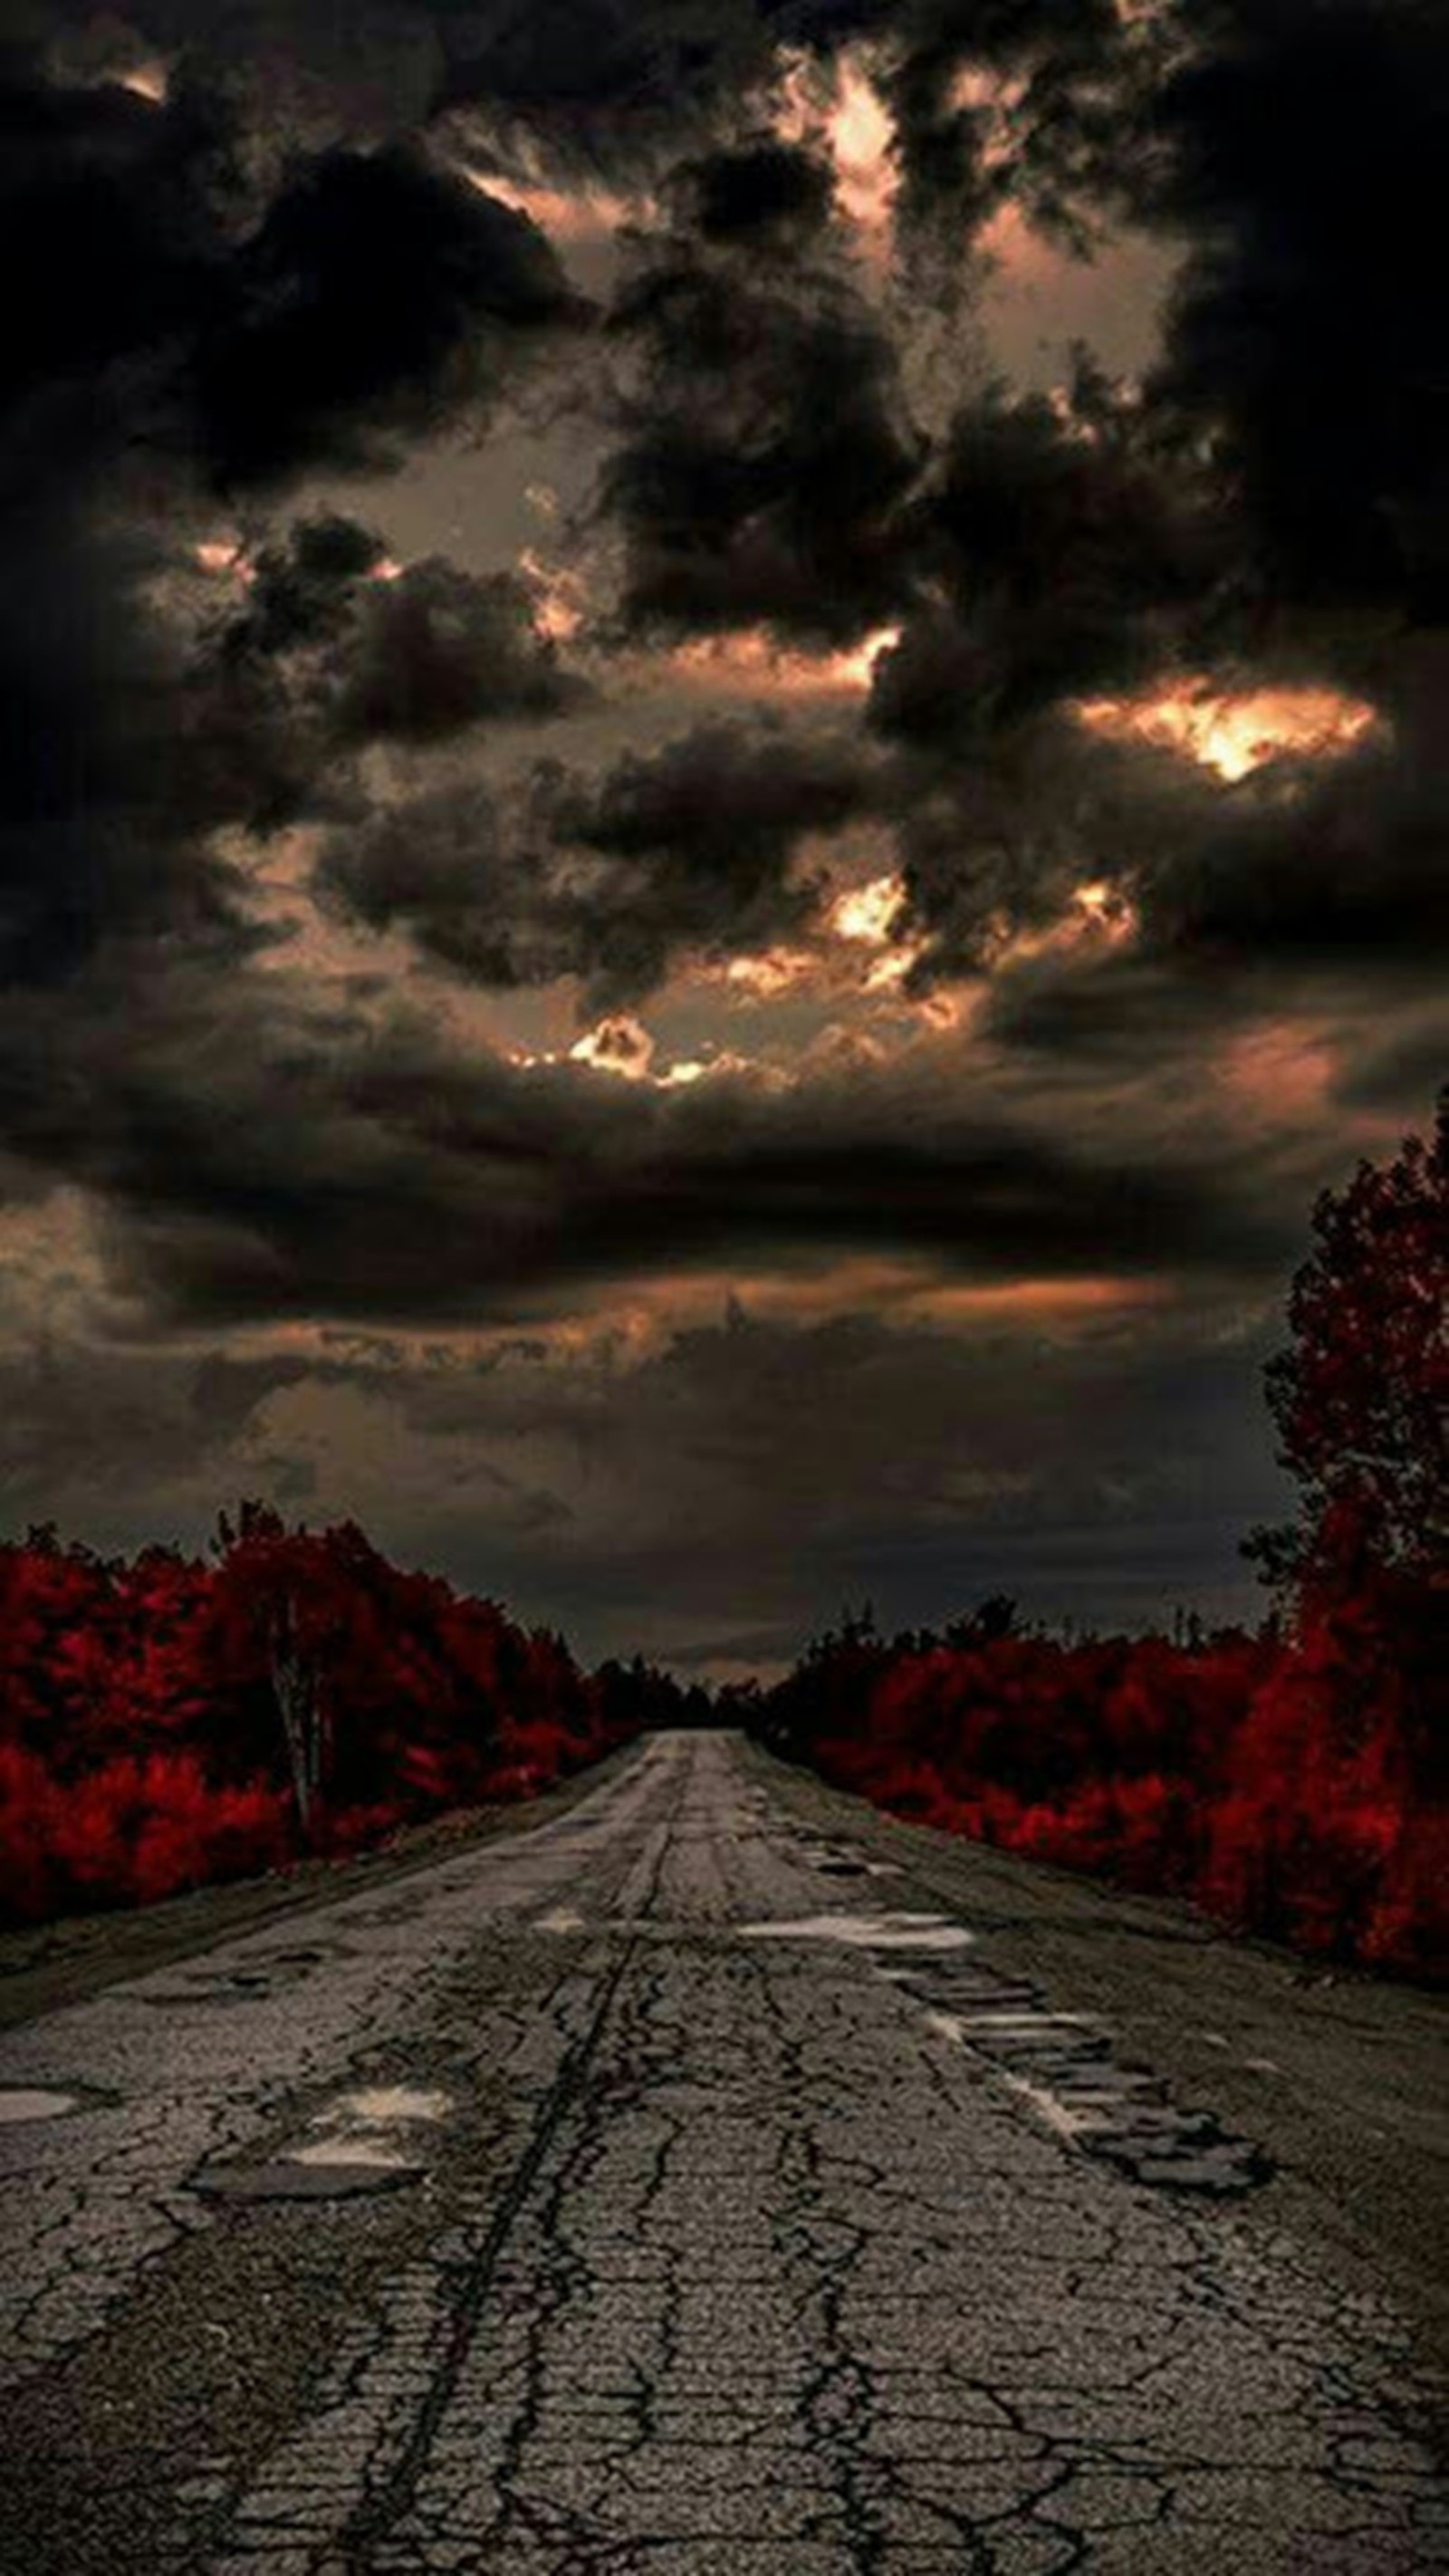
456 158 645 245
827 870 931 992
111 57 168 102
518 549 587 641
1073 679 1381 782
722 949 818 998
774 48 897 258
998 880 1141 968
667 623 903 698
830 872 907 945
508 1017 749 1092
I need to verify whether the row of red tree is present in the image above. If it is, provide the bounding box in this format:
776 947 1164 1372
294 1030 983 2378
2 1101 1443 1971
0 1503 649 1923
741 1100 1447 1977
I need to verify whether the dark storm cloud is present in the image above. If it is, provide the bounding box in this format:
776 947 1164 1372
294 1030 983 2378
316 720 871 1002
436 0 780 152
896 709 1449 1004
0 46 587 995
0 53 581 500
0 53 216 444
667 137 836 243
1138 0 1449 625
861 360 1444 997
0 933 1306 1341
881 0 1145 278
34 0 889 159
600 219 925 644
1333 1012 1449 1122
1135 737 1449 972
330 558 589 738
288 1297 1293 1652
0 497 276 983
0 1341 312 1523
225 520 588 745
873 365 1221 747
0 1290 1291 1650
859 0 1449 996
192 145 582 492
3 0 1443 1648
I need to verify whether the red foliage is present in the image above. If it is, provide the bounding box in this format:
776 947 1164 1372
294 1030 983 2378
758 1549 1445 1977
753 1101 1447 1981
0 1506 637 1927
1263 1096 1447 1588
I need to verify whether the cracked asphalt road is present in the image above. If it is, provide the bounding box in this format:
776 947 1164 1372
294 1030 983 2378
1 1729 1444 2574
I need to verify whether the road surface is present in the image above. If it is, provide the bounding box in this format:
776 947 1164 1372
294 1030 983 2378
1 1730 1444 2574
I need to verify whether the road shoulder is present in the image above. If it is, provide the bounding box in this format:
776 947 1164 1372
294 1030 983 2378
742 1735 1449 2375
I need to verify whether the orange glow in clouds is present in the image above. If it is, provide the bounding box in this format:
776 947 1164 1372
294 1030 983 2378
1074 678 1380 782
724 949 817 997
518 550 587 641
113 58 168 102
669 623 901 697
509 1019 747 1091
830 872 907 944
458 161 644 242
774 49 897 255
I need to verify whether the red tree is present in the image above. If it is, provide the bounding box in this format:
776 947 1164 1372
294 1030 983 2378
1249 1091 1447 1591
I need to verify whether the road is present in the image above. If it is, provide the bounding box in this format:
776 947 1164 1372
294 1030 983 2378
1 1729 1444 2575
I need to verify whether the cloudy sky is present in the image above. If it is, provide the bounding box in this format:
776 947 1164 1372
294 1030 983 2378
3 0 1444 1668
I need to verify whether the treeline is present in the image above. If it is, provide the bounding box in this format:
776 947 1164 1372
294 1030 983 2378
0 1503 658 1926
733 1100 1448 1981
4 1103 1443 1968
732 1528 1445 1976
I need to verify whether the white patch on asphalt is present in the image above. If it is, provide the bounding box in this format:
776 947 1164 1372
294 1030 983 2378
741 1912 974 1951
923 2014 1104 2141
0 2087 82 2124
1000 2074 1103 2140
328 2086 451 2125
955 2011 1093 2033
289 2139 421 2170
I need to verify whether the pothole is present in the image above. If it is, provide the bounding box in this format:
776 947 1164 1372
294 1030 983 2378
902 1963 1271 2196
190 2077 453 2203
192 2158 424 2202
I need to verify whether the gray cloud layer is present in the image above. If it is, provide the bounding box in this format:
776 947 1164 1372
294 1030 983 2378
0 0 1443 1651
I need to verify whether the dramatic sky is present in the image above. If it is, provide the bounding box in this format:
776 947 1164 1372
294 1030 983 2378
3 0 1444 1668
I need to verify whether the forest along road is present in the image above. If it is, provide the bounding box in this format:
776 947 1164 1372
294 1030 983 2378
1 1732 1445 2576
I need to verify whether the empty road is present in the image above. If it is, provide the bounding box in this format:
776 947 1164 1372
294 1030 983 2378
1 1729 1444 2574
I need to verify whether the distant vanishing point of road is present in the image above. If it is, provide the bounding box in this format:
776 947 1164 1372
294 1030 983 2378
1 1730 1445 2573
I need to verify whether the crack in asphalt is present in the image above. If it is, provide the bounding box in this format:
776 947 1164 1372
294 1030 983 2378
0 1734 1444 2576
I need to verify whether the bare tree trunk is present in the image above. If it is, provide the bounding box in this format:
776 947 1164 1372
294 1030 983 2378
269 1594 327 1838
